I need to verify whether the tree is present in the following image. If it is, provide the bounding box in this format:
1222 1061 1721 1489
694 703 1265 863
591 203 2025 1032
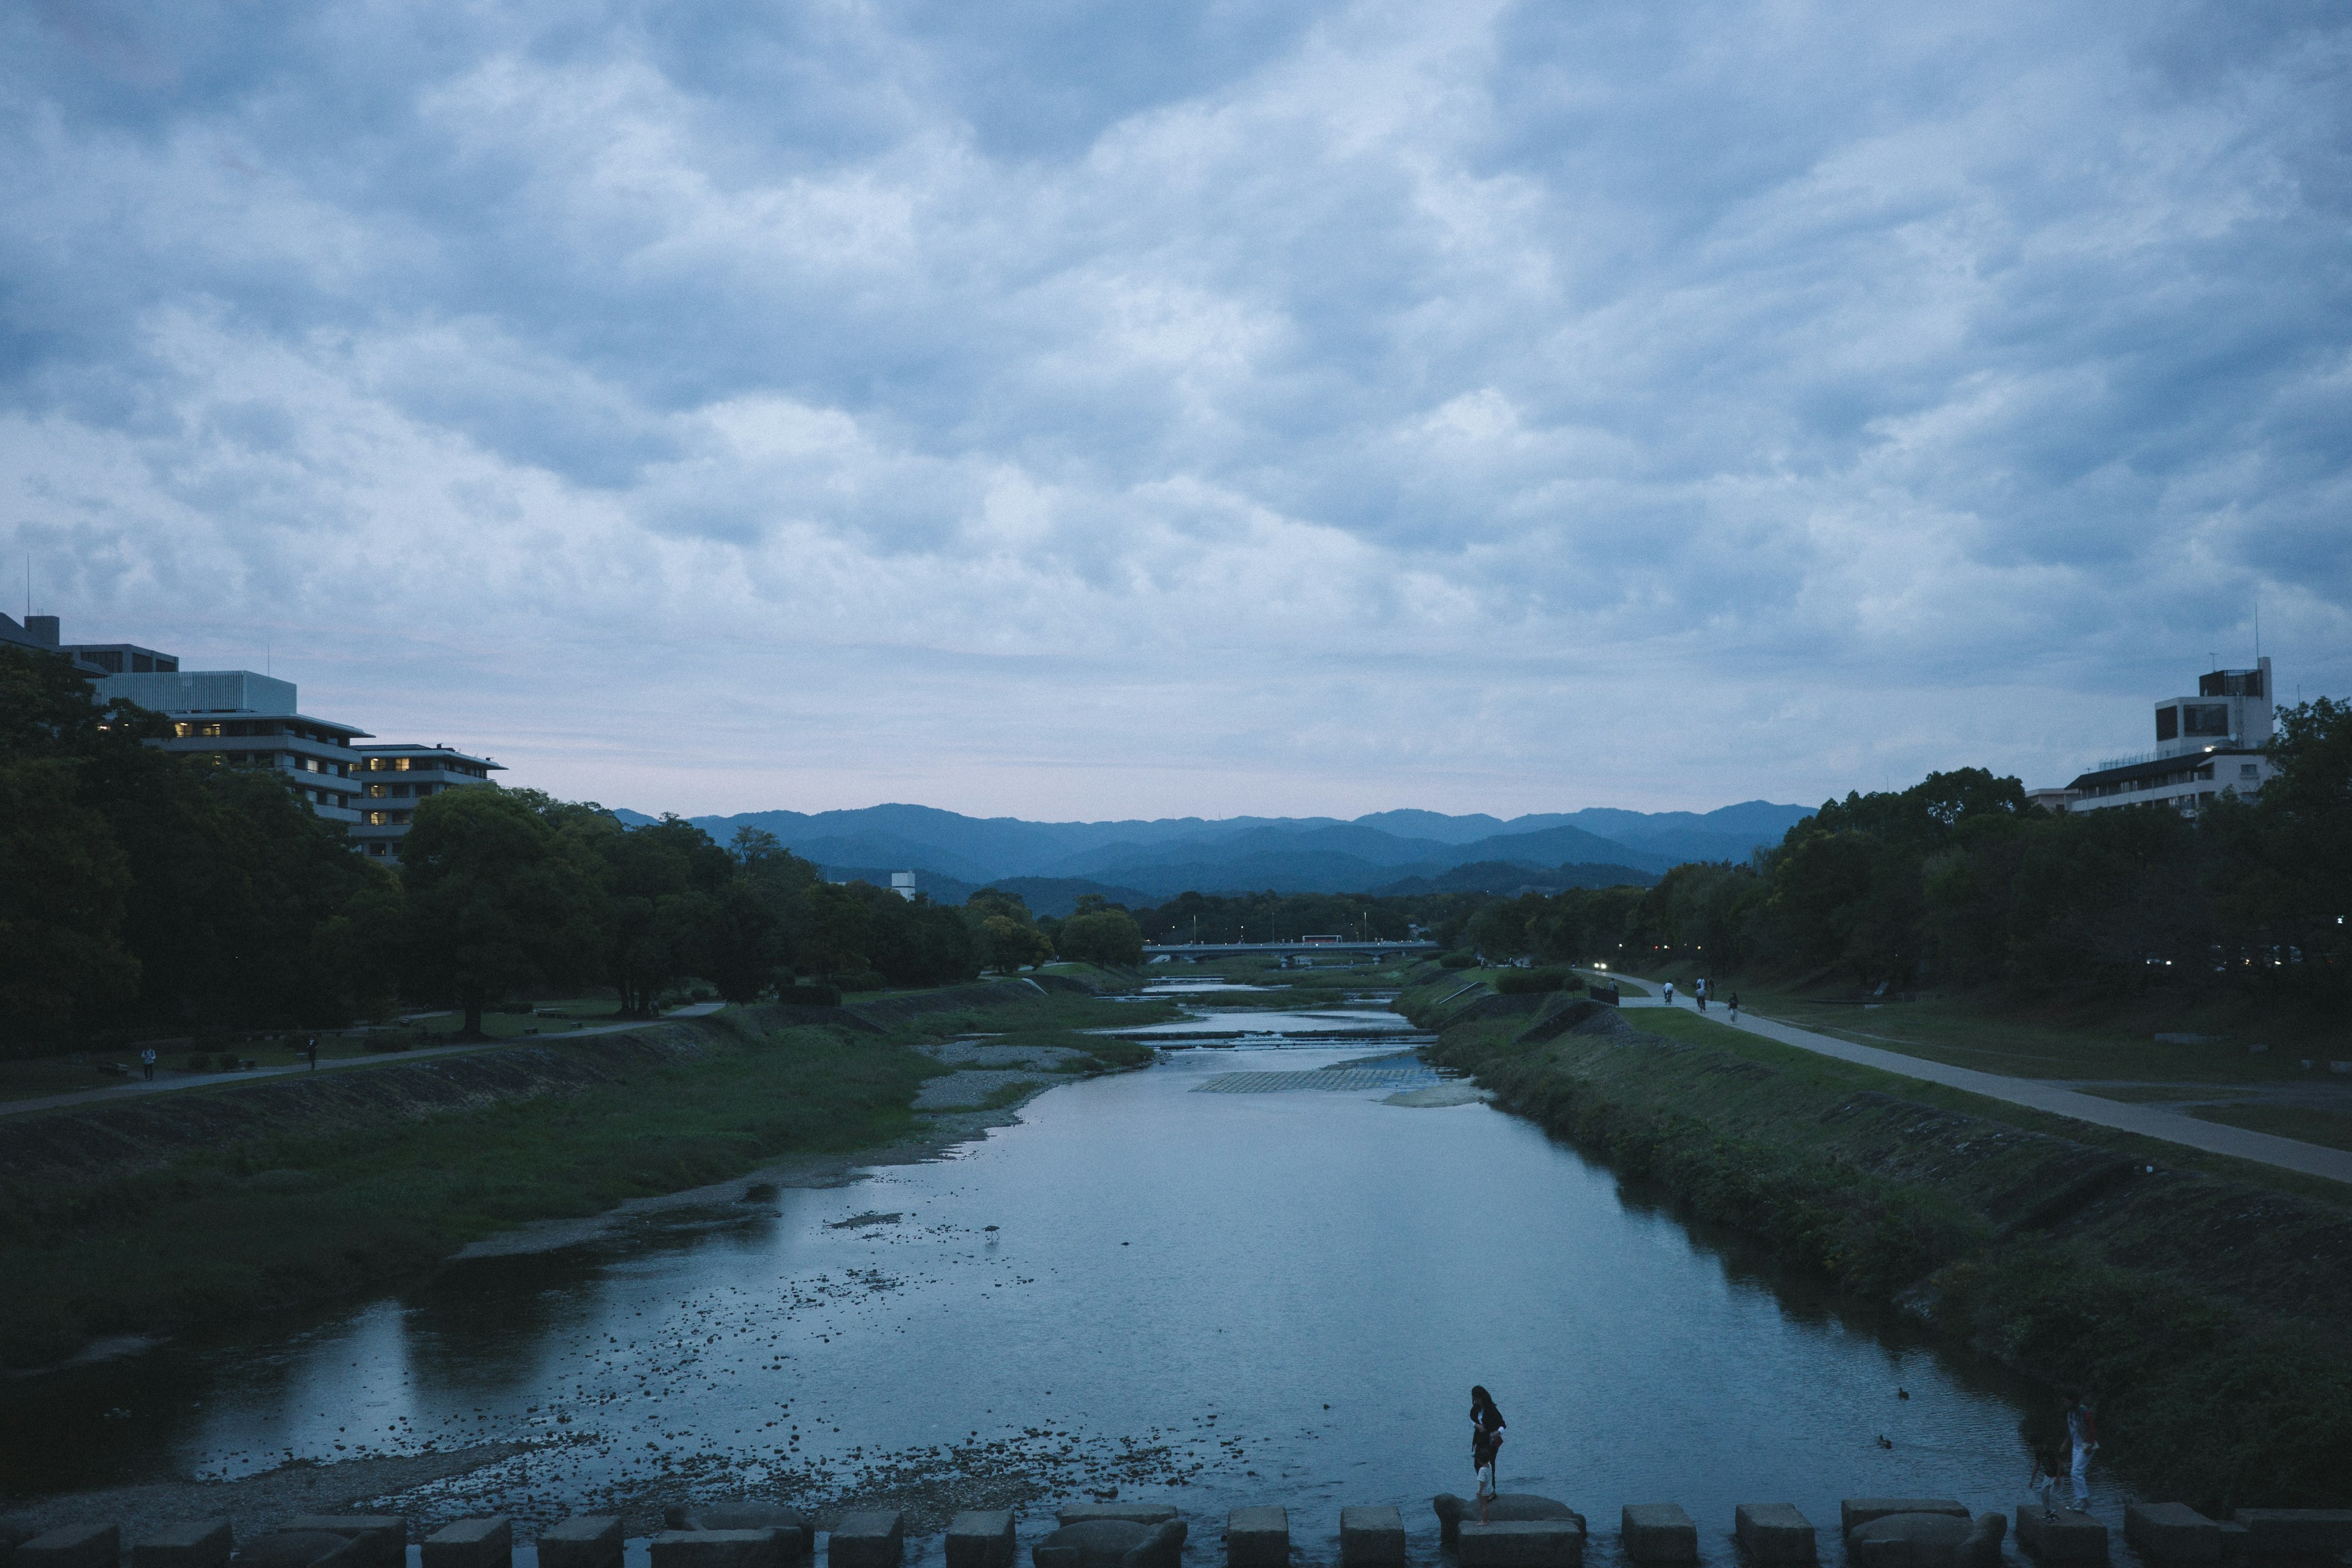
1057 908 1144 967
594 814 735 1014
401 787 603 1035
0 758 137 1044
965 889 1051 973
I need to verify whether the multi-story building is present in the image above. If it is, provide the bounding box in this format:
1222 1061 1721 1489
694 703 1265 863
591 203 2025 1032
14 612 504 853
2061 657 2277 816
92 669 372 824
349 744 503 859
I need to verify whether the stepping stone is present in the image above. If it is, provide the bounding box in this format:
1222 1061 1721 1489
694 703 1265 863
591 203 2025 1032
1622 1506 1697 1566
1226 1509 1287 1568
1735 1506 1816 1566
279 1520 407 1568
1032 1521 1183 1568
668 1507 811 1558
651 1531 790 1568
828 1513 904 1568
537 1518 625 1568
1056 1510 1178 1529
135 1521 232 1568
1841 1503 1967 1539
2126 1506 2220 1565
1433 1498 1578 1549
2232 1512 2352 1559
947 1513 1016 1568
1340 1507 1406 1568
423 1519 511 1568
1458 1520 1583 1568
18 1526 120 1568
2016 1504 2107 1564
238 1535 361 1568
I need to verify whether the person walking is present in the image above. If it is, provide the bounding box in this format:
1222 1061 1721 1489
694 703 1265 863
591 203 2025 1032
2021 1411 2065 1521
1728 993 1741 1022
1662 981 1675 1007
1696 978 1708 1012
1469 1385 1506 1522
2064 1392 2098 1510
306 1037 319 1071
139 1046 156 1082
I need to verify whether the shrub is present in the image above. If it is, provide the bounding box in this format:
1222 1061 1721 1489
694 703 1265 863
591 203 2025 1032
777 984 842 1008
1439 951 1477 970
1494 967 1580 995
837 970 888 992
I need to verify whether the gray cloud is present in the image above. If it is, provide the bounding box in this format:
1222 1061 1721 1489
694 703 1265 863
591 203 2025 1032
2 0 2346 818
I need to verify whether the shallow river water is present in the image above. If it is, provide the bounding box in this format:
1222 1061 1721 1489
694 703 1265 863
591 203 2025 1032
5 1007 2120 1560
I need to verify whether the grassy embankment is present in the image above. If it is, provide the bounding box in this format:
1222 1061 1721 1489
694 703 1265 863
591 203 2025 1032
1620 962 2352 1153
1398 966 2352 1512
0 983 1176 1371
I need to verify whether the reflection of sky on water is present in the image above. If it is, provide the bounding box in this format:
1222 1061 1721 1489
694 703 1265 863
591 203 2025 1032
4 1035 2109 1552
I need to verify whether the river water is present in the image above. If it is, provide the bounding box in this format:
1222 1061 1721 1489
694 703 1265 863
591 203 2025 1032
4 1001 2101 1559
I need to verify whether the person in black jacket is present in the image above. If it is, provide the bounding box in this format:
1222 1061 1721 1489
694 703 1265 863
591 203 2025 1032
1469 1385 1506 1521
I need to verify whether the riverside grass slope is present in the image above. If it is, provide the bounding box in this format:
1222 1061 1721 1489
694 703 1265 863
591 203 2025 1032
1398 968 2352 1513
0 982 1176 1371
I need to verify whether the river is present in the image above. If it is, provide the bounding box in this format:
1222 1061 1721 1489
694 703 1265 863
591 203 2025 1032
1 996 2097 1560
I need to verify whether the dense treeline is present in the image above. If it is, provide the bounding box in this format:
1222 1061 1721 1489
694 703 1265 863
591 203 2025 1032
0 646 1147 1051
1461 699 2351 996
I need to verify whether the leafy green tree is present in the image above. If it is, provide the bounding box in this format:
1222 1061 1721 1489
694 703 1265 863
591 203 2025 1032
401 787 603 1035
1057 908 1144 967
0 758 138 1043
594 813 734 1014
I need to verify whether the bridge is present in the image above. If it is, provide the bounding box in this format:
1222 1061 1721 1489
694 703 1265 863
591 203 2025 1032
1145 940 1438 960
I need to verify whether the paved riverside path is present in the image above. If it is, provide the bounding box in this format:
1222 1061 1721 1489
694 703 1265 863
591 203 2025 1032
0 1003 729 1120
1619 990 2352 1185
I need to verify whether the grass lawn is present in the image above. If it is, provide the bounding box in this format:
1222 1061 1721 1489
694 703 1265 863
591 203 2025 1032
2195 1103 2352 1154
1627 1005 2352 1210
1629 974 2333 1087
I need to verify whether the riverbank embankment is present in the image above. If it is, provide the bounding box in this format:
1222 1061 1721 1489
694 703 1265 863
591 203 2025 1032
1397 968 2352 1513
0 981 1170 1373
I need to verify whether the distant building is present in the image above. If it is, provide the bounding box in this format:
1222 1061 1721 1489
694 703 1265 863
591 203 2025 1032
890 871 918 902
94 668 372 825
2058 657 2278 816
349 743 504 858
1 611 179 678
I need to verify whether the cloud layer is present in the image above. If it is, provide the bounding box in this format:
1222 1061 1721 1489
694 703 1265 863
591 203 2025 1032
6 0 2348 817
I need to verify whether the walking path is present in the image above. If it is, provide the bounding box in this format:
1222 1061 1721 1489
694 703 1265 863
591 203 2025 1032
1621 990 2352 1185
0 1003 728 1120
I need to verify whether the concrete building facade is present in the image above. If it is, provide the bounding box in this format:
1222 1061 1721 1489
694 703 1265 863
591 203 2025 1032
92 669 372 823
349 744 504 858
2062 657 2277 816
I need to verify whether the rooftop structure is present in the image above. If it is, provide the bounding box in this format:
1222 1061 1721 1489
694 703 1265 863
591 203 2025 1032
1 612 178 678
2061 657 2277 816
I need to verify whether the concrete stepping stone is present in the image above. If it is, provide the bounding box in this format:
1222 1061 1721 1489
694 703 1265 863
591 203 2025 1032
237 1534 361 1568
668 1507 812 1559
2016 1504 2106 1563
1849 1514 2004 1568
136 1524 232 1568
1433 1498 1579 1548
279 1519 407 1568
947 1514 1016 1568
1226 1509 1287 1568
1031 1521 1183 1568
1458 1520 1585 1568
2232 1512 2352 1559
2126 1506 2219 1565
1622 1506 1697 1566
1840 1503 1967 1538
1055 1510 1178 1529
653 1532 793 1568
423 1519 510 1568
1735 1505 1816 1566
18 1526 120 1568
828 1513 903 1568
537 1518 625 1568
1340 1507 1406 1568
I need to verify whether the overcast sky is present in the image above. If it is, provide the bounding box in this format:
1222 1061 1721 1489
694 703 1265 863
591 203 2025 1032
6 1 2347 821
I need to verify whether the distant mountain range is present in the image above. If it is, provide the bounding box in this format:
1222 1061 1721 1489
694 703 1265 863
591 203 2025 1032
608 801 1815 911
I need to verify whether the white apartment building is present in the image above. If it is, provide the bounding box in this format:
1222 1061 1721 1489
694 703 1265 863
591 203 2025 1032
2059 657 2277 816
93 669 372 823
349 743 504 858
